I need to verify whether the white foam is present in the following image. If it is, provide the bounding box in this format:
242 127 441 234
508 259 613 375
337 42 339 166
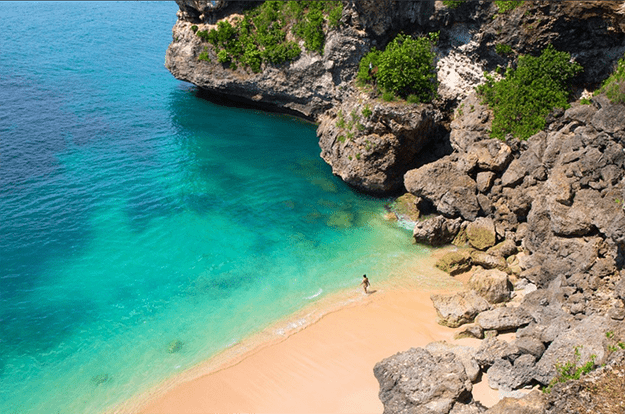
304 288 323 300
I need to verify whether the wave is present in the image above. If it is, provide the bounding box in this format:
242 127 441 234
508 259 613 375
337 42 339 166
304 288 323 300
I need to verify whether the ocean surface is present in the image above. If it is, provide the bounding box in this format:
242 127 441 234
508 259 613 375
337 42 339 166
0 2 434 413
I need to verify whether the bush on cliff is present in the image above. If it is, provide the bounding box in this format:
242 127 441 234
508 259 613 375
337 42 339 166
357 32 439 103
195 1 342 72
596 54 625 104
477 44 582 140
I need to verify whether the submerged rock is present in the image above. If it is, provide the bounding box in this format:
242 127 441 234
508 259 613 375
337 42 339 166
91 373 110 385
168 339 183 354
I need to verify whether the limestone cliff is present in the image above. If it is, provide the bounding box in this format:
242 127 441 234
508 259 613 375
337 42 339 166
166 0 625 195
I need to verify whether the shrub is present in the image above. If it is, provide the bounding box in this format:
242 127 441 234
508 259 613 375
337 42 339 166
191 25 198 33
495 1 522 13
198 47 211 62
580 97 592 105
543 347 596 394
495 43 513 55
596 54 625 104
217 49 230 64
407 94 420 104
195 1 340 71
382 91 396 102
358 33 438 102
477 44 582 140
361 105 372 118
443 1 464 9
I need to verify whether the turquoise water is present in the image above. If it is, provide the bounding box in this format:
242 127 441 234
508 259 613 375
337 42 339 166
0 2 430 413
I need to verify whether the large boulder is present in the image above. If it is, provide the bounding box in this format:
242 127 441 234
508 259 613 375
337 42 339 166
468 268 512 304
466 217 497 250
474 337 521 370
425 342 481 383
405 158 480 221
436 250 473 275
533 315 614 385
374 347 473 414
486 354 537 391
414 216 464 246
466 140 512 172
470 251 508 272
431 290 491 328
475 307 534 332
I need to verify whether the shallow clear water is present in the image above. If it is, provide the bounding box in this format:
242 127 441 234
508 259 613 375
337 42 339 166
0 2 431 413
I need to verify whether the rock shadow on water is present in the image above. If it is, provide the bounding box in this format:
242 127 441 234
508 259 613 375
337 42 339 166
91 373 111 386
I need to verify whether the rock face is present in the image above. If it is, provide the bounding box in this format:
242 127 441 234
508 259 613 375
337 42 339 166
431 290 490 328
318 100 443 194
405 158 480 220
374 347 472 414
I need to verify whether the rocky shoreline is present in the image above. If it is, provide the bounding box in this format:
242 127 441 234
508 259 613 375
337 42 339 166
167 1 625 412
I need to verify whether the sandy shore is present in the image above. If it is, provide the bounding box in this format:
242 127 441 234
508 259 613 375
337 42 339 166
115 247 499 414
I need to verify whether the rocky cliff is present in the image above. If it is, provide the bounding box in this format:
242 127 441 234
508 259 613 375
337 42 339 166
166 1 625 412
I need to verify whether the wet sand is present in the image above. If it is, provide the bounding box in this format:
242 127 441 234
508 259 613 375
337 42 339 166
115 247 498 414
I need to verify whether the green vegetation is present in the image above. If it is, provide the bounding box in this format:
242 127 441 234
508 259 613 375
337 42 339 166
198 47 211 62
195 1 342 72
595 54 625 104
543 346 596 394
477 44 582 140
580 97 592 105
495 1 522 13
357 32 439 103
191 24 198 33
442 0 464 9
495 43 513 56
361 105 372 118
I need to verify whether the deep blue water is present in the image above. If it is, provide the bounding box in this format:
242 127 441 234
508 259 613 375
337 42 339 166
0 2 431 413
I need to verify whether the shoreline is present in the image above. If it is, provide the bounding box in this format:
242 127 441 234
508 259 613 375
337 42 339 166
110 246 499 414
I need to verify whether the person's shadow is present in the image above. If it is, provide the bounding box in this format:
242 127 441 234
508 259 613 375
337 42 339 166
366 289 378 295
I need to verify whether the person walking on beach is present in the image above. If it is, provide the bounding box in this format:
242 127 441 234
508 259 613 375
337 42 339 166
361 274 370 294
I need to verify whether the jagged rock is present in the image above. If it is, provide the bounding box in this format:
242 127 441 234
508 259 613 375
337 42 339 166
512 337 546 360
374 347 472 414
405 158 480 221
591 103 625 134
474 337 521 369
436 250 473 275
391 193 421 222
319 101 444 194
486 240 518 258
470 251 508 272
465 217 497 250
484 390 547 414
476 171 495 193
450 402 486 414
487 354 536 391
475 307 534 332
431 290 491 328
468 268 511 304
533 315 614 385
616 272 625 300
466 140 512 172
425 342 481 383
543 350 625 414
454 325 484 340
414 216 464 247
